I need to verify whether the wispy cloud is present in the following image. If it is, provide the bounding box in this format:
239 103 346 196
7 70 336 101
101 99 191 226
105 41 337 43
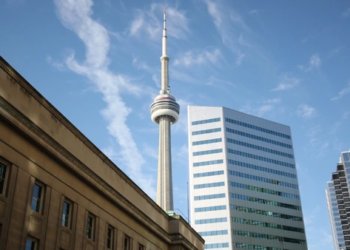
301 34 313 43
328 46 344 58
296 104 316 118
331 80 350 101
54 0 156 197
272 73 301 91
204 0 250 66
248 9 261 15
129 3 189 40
298 53 321 72
46 56 64 71
341 8 350 18
240 98 282 117
173 48 222 67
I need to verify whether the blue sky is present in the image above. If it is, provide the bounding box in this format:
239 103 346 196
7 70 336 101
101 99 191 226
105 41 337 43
1 0 350 249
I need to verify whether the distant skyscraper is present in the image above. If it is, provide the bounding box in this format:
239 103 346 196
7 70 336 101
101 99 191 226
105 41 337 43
326 150 350 250
188 106 308 250
150 10 179 211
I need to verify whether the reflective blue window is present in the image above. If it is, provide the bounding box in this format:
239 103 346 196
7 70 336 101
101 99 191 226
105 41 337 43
193 159 223 167
230 182 300 199
236 243 285 250
232 217 304 233
228 159 296 178
230 193 301 210
193 138 222 146
195 205 226 212
227 149 295 169
227 138 294 159
192 128 221 135
231 205 303 221
226 128 292 149
194 193 225 200
229 170 298 189
198 230 228 237
192 118 220 125
205 243 229 249
194 170 224 178
233 231 306 245
195 217 227 224
193 149 222 156
225 118 291 139
194 182 225 189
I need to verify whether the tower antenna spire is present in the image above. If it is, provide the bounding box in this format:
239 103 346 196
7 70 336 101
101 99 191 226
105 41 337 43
162 9 167 57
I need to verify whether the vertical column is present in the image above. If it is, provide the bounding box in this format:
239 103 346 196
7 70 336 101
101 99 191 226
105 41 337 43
156 116 173 211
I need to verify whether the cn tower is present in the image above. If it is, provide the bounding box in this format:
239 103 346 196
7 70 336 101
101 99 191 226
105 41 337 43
150 10 179 211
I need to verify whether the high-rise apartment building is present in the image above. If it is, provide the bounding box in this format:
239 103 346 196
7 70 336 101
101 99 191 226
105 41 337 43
188 106 307 250
326 150 350 250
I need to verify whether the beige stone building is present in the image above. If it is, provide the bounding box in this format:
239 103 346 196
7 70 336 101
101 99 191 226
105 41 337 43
0 56 204 250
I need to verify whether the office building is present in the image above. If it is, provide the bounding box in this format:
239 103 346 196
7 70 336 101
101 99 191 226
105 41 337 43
326 150 350 250
188 106 307 250
0 55 204 249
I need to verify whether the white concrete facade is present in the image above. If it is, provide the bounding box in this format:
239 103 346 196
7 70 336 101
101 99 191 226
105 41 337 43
188 106 307 250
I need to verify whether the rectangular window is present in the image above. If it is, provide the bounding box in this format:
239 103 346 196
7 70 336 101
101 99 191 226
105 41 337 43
62 200 72 228
0 162 7 195
25 238 38 250
107 226 114 249
138 244 145 250
124 235 131 250
31 182 44 213
86 214 95 240
192 117 220 125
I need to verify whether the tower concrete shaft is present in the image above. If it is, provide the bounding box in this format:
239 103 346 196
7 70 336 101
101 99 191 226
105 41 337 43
156 116 173 210
150 10 179 211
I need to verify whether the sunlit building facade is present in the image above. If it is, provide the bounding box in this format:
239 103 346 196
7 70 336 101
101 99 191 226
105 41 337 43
188 106 308 250
326 150 350 250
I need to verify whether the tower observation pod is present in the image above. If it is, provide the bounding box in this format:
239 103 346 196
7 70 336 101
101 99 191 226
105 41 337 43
150 10 180 211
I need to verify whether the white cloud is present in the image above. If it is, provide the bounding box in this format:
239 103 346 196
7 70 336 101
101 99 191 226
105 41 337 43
204 0 250 65
248 9 261 15
173 48 222 67
298 53 321 72
235 51 245 66
341 8 350 18
173 98 192 134
331 81 350 101
129 3 189 40
54 0 156 197
240 98 281 117
272 74 300 91
46 56 64 71
296 103 316 118
310 53 321 68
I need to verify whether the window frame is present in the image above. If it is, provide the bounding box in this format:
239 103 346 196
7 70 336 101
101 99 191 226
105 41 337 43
123 235 131 250
31 181 45 214
0 160 9 196
86 213 95 240
25 237 38 250
62 199 72 229
138 243 145 250
106 225 114 249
